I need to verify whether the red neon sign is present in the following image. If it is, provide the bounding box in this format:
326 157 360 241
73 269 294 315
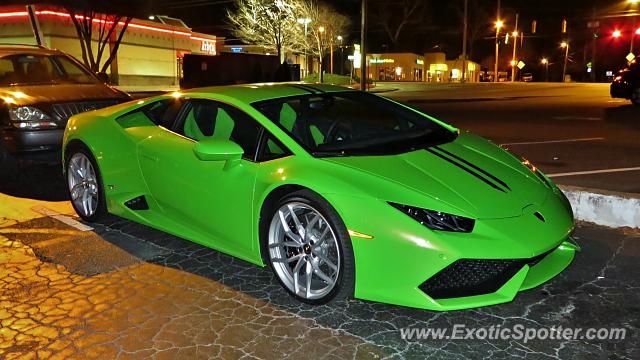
0 9 214 42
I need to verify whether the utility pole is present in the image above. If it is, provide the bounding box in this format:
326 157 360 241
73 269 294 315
494 0 501 83
330 29 334 74
461 0 468 83
511 13 519 82
591 3 597 82
562 42 569 82
360 0 367 91
511 14 520 82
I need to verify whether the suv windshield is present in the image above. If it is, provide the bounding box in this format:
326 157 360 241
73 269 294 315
253 91 457 157
0 54 100 86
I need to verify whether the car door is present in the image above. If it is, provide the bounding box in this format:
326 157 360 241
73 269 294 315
137 98 263 255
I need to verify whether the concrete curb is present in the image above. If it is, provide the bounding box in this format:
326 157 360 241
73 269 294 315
560 185 640 229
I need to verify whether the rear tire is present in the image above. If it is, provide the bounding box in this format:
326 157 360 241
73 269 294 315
265 190 355 305
64 144 107 222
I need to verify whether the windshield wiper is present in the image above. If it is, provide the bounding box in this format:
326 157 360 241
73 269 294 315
318 129 431 153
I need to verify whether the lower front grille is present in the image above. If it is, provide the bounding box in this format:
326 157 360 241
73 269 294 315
419 248 555 300
52 100 119 123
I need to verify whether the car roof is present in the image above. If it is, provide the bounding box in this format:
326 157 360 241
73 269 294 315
182 83 356 104
0 45 64 57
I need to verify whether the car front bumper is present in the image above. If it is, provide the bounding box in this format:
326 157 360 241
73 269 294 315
2 128 64 154
326 189 576 311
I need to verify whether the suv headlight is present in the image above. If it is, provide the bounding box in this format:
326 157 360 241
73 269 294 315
8 106 57 129
389 203 475 233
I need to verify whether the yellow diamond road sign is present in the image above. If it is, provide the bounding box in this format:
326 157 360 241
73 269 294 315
517 61 526 70
627 53 636 62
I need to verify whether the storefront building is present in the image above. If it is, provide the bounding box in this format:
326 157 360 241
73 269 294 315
0 6 221 88
358 52 480 83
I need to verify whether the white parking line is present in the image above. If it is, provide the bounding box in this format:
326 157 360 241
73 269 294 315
548 167 640 178
552 116 601 121
500 137 605 146
31 206 94 232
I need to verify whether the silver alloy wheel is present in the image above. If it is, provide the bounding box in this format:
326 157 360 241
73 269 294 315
67 152 99 218
268 202 341 300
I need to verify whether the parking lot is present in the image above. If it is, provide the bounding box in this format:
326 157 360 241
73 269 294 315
384 82 640 194
1 83 639 359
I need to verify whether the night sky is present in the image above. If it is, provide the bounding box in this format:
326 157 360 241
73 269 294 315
16 0 637 80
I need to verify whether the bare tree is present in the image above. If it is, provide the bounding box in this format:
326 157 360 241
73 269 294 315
297 0 349 80
227 0 303 62
371 0 427 50
65 6 132 75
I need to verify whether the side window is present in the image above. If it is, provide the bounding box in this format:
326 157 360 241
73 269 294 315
116 98 183 128
257 134 291 162
176 100 262 161
144 98 183 128
0 58 17 86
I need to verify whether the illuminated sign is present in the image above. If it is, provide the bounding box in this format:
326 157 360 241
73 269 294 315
353 44 361 69
429 63 448 72
370 58 395 64
201 40 217 55
230 47 243 53
416 59 424 65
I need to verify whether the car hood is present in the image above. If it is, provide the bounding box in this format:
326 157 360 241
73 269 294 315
0 84 127 106
323 132 550 220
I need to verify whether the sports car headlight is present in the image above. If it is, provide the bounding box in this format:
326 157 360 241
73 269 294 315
8 106 56 129
389 203 475 233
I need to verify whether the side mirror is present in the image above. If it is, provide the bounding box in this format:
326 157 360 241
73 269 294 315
97 72 109 83
193 138 244 169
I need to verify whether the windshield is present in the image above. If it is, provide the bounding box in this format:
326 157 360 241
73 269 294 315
0 54 100 86
253 91 457 157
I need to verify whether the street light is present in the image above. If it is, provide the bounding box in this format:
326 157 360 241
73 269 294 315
494 20 504 83
297 18 312 78
541 58 549 82
318 26 326 82
561 41 569 82
510 13 519 83
613 29 622 38
337 35 344 75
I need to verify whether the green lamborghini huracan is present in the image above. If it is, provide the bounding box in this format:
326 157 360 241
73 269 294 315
62 83 578 310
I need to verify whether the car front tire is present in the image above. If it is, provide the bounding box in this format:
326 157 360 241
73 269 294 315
265 190 355 305
65 144 107 222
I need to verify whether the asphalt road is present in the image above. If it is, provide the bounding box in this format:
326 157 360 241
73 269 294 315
383 82 640 194
1 193 638 359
